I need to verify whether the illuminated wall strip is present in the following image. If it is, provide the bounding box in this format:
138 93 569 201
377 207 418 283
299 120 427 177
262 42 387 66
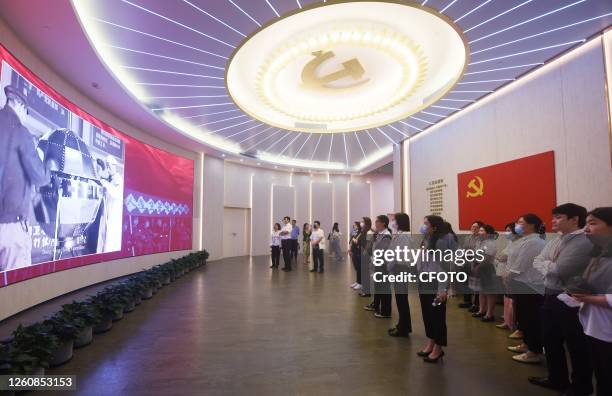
387 124 410 138
181 109 241 119
328 134 334 162
116 65 224 79
440 98 475 102
366 130 381 149
237 126 276 143
470 40 585 65
455 0 492 23
450 90 493 93
421 111 447 118
398 121 423 132
310 134 323 160
458 79 514 84
432 105 461 111
343 133 349 168
409 115 434 125
354 133 367 160
182 0 246 37
101 44 225 70
243 129 284 149
204 118 255 132
227 0 261 27
464 0 533 33
265 0 280 17
136 83 226 88
193 114 246 126
265 131 294 151
469 0 587 44
224 122 266 138
152 103 234 111
439 0 459 14
376 128 396 145
464 63 543 75
121 0 236 48
294 134 312 157
472 13 612 55
278 133 303 156
143 95 228 99
85 17 229 60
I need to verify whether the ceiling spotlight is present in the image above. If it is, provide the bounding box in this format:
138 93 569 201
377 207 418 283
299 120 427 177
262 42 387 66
240 158 244 162
221 154 226 157
257 162 261 166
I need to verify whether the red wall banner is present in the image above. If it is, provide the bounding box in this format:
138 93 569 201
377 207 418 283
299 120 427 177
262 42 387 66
457 151 556 231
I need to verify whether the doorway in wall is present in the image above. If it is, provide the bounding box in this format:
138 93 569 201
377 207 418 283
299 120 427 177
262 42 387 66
222 207 251 258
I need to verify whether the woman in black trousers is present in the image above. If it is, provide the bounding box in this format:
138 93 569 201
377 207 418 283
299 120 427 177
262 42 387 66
417 216 457 363
349 221 362 289
270 223 281 268
388 212 413 337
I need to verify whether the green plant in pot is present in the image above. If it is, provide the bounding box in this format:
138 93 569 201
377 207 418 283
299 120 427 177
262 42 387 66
59 301 99 348
87 294 122 332
42 314 79 366
109 284 138 313
9 323 59 375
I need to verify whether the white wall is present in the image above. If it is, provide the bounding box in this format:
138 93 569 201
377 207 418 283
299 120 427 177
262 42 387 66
0 18 203 320
369 173 395 217
405 36 612 232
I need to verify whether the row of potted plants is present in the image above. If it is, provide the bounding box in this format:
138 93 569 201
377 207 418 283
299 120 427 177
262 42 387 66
0 250 208 377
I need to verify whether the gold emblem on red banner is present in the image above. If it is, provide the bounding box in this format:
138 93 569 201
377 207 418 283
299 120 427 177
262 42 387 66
466 176 484 198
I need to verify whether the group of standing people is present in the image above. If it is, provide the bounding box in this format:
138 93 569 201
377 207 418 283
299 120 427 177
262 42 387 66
270 217 327 272
436 203 611 396
349 212 457 363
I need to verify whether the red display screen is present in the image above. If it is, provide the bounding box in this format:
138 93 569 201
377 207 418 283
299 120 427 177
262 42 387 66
0 43 194 287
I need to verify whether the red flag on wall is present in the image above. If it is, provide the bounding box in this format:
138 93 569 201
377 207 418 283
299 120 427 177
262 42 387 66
457 151 556 231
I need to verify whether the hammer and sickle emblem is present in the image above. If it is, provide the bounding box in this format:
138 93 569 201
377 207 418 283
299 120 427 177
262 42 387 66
466 176 484 198
301 50 369 90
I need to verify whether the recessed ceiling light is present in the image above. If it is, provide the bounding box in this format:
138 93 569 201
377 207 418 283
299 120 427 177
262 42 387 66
257 162 261 166
239 158 244 162
226 2 467 134
221 154 226 157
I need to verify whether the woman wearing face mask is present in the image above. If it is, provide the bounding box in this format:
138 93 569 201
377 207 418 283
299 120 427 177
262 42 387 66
416 215 457 363
303 223 312 265
495 223 521 334
472 224 499 322
329 222 344 262
504 214 547 364
358 217 374 297
460 220 485 312
572 207 612 396
349 221 363 289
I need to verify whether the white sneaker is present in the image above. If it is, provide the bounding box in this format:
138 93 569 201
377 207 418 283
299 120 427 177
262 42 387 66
353 284 363 290
350 282 357 288
512 352 541 364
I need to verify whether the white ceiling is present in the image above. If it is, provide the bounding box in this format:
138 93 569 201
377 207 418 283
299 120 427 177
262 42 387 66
1 0 610 173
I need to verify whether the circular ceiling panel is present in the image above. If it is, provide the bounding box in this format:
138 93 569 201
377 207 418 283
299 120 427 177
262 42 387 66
226 1 468 134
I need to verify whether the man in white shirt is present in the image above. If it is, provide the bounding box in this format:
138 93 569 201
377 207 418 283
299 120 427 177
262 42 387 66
310 221 325 273
280 216 293 271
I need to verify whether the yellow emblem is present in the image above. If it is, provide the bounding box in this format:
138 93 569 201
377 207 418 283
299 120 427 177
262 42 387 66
466 176 484 198
301 50 369 90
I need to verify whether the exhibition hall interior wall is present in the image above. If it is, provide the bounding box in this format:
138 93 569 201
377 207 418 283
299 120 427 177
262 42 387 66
202 157 395 261
0 17 203 321
404 33 612 233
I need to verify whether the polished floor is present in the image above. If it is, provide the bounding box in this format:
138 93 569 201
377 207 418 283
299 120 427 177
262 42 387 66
28 255 553 395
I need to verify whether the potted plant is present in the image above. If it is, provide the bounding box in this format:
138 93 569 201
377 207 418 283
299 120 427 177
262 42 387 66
42 315 79 366
9 323 58 375
87 295 122 332
92 291 127 321
59 301 99 348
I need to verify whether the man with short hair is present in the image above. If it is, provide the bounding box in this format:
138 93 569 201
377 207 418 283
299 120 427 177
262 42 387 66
528 203 593 395
0 85 50 271
280 216 293 271
290 219 299 262
310 221 325 273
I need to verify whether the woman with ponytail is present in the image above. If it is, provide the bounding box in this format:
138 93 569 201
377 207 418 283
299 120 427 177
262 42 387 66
505 214 547 364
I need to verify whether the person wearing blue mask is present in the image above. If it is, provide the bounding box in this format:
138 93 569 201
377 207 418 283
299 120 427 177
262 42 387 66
504 214 547 364
495 222 522 335
458 220 485 311
415 215 457 363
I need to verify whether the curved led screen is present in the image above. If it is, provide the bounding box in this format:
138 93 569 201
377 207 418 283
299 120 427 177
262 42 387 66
0 43 194 287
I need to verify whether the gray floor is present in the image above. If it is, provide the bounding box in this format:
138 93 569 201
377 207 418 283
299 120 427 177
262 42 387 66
5 255 554 395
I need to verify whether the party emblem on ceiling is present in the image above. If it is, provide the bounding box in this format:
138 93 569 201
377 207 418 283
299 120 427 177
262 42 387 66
226 1 468 134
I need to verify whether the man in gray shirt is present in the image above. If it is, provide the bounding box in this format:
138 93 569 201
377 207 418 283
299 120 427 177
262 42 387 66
528 203 593 395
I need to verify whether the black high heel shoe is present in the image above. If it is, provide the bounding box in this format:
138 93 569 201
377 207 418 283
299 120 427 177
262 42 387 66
423 351 445 363
416 350 432 357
